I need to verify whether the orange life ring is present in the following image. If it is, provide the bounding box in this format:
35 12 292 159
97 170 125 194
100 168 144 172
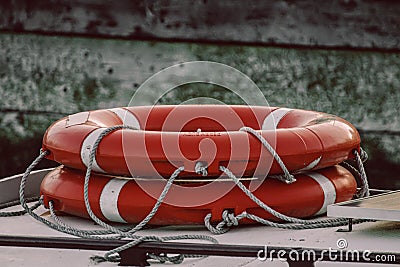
42 105 360 178
40 165 357 225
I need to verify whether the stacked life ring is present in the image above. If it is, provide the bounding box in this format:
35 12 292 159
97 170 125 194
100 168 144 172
40 105 361 225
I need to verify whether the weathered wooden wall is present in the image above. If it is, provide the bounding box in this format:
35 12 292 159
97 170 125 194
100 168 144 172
0 1 400 189
1 0 400 50
1 33 399 189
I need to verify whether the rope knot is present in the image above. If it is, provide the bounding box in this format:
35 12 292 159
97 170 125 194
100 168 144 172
204 213 230 234
203 210 244 235
195 161 208 176
221 210 239 226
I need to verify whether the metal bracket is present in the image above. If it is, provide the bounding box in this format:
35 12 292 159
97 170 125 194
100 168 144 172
337 218 353 232
119 248 149 266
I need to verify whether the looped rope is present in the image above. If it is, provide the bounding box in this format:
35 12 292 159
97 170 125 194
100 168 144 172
8 124 372 263
360 147 368 162
204 163 371 234
354 149 369 198
340 148 370 198
12 126 217 265
204 128 371 234
18 150 134 240
77 125 218 262
0 196 41 217
204 211 247 234
83 125 140 236
219 166 306 223
239 127 296 184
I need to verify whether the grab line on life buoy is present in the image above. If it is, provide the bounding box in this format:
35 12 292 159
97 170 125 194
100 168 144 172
204 149 369 234
79 124 296 229
76 125 357 227
93 167 337 224
239 126 296 184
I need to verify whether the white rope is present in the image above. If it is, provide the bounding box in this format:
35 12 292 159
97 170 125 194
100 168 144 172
195 161 208 176
9 124 372 263
340 148 369 198
239 127 296 183
14 127 217 265
0 196 41 217
204 164 371 234
354 149 369 197
204 135 371 234
77 125 218 263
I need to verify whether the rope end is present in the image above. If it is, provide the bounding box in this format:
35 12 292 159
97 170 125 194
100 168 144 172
90 255 108 264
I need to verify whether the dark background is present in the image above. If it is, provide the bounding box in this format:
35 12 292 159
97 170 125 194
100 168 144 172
0 0 399 189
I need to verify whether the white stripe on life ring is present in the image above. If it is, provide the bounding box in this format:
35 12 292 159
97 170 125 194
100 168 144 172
109 108 141 129
262 108 292 130
80 128 107 173
298 156 322 172
100 178 129 223
66 111 89 127
306 172 337 215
